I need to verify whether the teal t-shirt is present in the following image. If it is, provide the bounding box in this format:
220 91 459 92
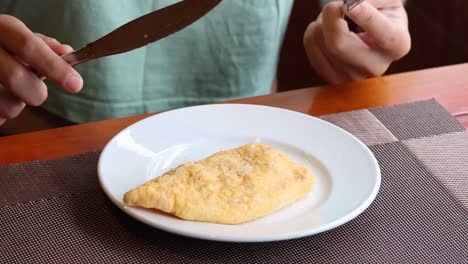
0 0 294 123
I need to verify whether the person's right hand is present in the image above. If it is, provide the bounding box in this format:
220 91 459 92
0 15 83 125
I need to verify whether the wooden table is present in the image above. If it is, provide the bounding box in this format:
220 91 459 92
1 63 467 166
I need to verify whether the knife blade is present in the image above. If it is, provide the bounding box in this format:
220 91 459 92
33 0 222 78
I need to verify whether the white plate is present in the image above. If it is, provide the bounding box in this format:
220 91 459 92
98 104 380 242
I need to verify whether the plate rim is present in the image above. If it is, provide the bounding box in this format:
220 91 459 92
97 104 381 242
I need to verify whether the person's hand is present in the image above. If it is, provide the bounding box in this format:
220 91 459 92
303 0 411 84
0 15 83 125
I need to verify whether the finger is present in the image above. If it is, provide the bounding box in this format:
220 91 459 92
35 33 74 55
0 15 83 92
321 3 374 63
317 27 369 82
0 117 6 126
321 1 365 61
0 84 26 119
346 2 410 59
321 2 390 76
304 22 349 84
0 47 48 106
364 0 402 9
322 2 350 42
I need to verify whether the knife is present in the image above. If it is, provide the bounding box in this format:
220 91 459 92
343 0 365 11
32 0 222 79
343 0 365 32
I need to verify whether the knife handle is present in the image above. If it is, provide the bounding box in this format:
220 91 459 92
30 45 94 80
343 0 365 11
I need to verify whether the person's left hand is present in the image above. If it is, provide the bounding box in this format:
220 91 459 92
303 0 411 84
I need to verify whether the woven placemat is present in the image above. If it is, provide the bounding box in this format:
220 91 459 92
1 99 467 263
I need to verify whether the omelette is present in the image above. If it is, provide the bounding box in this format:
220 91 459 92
123 143 315 224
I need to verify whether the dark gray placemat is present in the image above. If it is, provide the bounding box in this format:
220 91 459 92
0 152 101 207
1 100 467 263
369 99 466 140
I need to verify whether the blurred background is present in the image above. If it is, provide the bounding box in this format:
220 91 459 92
277 0 468 91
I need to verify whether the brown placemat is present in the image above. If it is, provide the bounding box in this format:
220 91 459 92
1 99 467 263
